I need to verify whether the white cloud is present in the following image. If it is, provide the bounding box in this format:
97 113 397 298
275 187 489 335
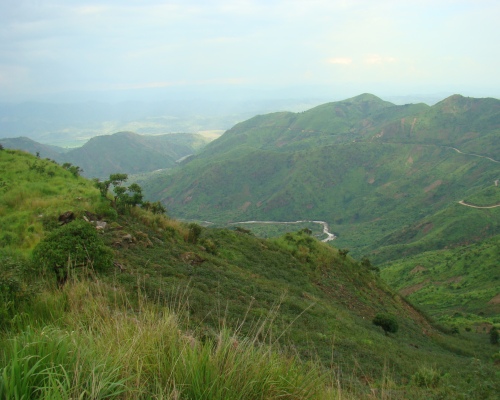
328 57 353 65
364 55 397 65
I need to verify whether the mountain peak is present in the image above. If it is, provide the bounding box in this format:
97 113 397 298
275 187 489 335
345 93 391 104
433 94 492 114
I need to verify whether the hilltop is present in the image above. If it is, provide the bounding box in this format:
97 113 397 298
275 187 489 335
1 149 499 398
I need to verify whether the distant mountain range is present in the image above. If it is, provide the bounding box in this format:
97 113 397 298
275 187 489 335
0 131 208 178
139 94 500 261
0 98 331 146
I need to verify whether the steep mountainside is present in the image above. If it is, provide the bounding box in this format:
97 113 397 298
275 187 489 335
372 95 500 159
1 148 499 399
198 93 429 157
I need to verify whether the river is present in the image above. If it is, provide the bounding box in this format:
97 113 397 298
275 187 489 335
228 220 336 242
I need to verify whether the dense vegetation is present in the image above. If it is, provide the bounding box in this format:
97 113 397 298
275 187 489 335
1 149 499 398
381 235 500 327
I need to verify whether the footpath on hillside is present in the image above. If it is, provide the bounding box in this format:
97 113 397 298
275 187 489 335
448 146 500 209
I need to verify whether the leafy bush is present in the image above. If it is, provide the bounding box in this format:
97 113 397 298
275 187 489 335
411 366 443 388
32 220 113 276
490 327 499 345
373 313 399 335
200 238 218 255
142 201 167 215
187 223 202 244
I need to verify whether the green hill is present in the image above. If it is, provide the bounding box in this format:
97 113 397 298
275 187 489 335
1 131 209 178
2 149 499 398
0 136 67 160
373 95 500 159
143 94 500 260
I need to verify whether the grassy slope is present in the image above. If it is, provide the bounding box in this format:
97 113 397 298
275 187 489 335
0 136 66 159
381 234 500 329
0 149 110 252
2 149 500 398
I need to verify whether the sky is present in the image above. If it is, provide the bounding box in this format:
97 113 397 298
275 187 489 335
1 0 499 102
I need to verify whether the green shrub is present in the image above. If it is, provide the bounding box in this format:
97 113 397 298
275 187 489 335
373 313 399 335
201 238 218 255
32 220 113 278
490 327 499 345
411 366 443 388
94 200 118 221
187 223 202 244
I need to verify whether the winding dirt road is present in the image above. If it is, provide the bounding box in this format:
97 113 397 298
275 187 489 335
449 147 500 163
458 201 500 209
448 146 500 208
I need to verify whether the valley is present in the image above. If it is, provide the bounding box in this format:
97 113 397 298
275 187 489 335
1 93 499 399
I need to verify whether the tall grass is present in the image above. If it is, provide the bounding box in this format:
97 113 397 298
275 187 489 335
0 326 126 399
0 279 328 399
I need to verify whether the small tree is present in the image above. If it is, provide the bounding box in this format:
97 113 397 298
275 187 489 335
360 256 380 274
127 183 143 207
373 313 399 335
490 327 499 345
142 201 167 215
360 256 372 269
94 173 128 199
94 178 111 198
61 162 82 177
187 223 202 244
109 173 128 187
338 248 349 258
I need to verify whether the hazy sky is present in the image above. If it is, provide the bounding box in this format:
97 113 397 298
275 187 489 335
1 0 499 102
